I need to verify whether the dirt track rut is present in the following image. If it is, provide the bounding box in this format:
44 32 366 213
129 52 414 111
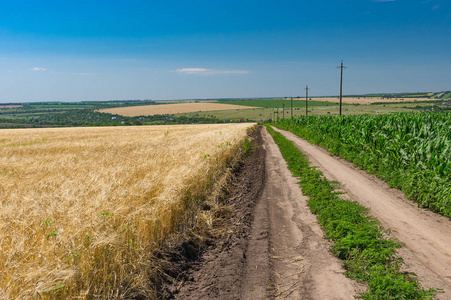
273 126 451 299
172 127 361 299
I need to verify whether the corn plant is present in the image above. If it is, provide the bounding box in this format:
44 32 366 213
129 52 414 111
276 112 451 217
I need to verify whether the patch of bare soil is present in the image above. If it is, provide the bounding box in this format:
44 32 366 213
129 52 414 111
162 127 361 299
273 126 451 299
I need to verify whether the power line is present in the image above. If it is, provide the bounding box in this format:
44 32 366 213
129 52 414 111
396 0 450 38
407 0 447 30
420 1 451 29
337 60 347 116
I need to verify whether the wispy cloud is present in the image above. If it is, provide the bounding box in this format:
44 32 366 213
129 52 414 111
32 67 47 71
176 68 210 74
175 68 249 75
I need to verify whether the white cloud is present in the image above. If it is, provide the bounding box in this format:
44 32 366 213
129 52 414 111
32 67 47 71
176 68 210 74
175 68 249 75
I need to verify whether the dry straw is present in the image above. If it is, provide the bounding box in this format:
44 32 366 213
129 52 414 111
0 123 254 299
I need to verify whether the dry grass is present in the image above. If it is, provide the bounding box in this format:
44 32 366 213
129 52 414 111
97 103 254 116
0 123 254 299
307 97 432 104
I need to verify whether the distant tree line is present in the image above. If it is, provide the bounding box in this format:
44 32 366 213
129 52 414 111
0 108 238 129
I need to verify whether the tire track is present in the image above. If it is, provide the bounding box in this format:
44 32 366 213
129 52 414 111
252 128 360 299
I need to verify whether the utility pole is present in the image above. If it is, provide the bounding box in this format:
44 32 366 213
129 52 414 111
291 97 293 118
277 107 279 121
305 85 310 116
337 60 347 116
283 103 285 119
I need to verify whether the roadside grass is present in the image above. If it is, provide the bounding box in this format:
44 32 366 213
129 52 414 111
265 125 436 299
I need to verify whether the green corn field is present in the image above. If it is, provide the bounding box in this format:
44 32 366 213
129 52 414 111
275 112 451 217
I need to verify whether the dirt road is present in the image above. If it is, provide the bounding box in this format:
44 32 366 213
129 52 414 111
172 127 360 299
250 128 361 299
273 127 451 299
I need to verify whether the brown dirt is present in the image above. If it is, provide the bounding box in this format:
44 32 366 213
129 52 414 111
161 126 267 299
273 126 451 299
256 128 361 299
164 127 361 299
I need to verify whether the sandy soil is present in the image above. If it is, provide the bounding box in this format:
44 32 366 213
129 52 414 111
170 127 361 299
274 127 451 299
98 103 254 116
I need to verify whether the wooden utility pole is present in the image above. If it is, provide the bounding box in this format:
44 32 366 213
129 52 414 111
305 86 310 116
338 60 347 116
277 107 279 121
283 103 285 119
290 97 293 118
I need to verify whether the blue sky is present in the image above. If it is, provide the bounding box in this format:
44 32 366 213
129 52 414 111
0 0 450 102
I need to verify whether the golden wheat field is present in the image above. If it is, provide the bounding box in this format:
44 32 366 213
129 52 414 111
98 102 255 116
0 123 254 299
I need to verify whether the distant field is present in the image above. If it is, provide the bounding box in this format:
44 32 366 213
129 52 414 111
219 99 339 108
316 97 433 104
0 105 22 109
98 103 255 116
0 124 254 298
175 104 417 123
